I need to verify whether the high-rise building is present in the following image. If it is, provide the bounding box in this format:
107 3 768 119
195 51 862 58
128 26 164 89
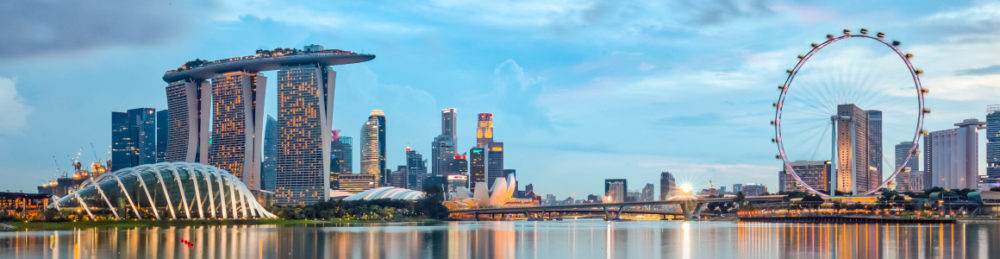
390 165 408 188
330 133 352 189
111 108 157 172
893 141 919 192
779 161 830 193
370 110 387 185
449 154 469 177
605 179 627 203
867 110 883 190
163 79 211 163
641 184 655 202
836 104 870 194
156 109 169 162
360 111 383 185
431 134 457 176
432 109 458 177
987 105 1000 179
925 119 985 189
111 112 132 172
406 148 427 191
274 64 335 205
469 148 486 189
262 115 277 191
733 184 743 194
476 113 493 148
659 171 675 200
487 142 504 188
209 71 265 190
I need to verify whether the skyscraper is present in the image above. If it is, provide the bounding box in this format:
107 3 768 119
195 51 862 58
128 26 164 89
156 109 168 162
469 147 485 189
605 179 627 203
330 132 352 189
209 71 265 190
274 64 335 205
641 184 655 202
660 171 675 200
406 148 427 190
431 136 454 176
925 119 985 189
476 113 493 148
372 111 387 184
261 115 277 192
836 104 870 194
164 79 211 163
987 105 1000 179
111 112 132 172
867 110 883 190
487 142 504 188
360 112 383 185
111 108 157 172
894 141 920 192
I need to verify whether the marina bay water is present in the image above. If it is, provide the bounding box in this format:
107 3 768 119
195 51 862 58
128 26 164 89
1 220 998 258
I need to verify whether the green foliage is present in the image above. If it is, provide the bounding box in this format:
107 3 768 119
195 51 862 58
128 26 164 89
274 188 450 221
416 185 449 220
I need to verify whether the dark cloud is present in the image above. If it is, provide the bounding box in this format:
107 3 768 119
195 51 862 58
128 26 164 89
955 64 1000 76
0 0 192 58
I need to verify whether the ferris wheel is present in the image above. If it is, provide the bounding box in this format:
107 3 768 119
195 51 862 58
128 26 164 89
772 28 928 197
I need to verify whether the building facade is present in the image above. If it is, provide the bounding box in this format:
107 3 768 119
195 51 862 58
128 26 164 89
925 119 985 189
469 147 486 190
487 142 504 188
987 105 1000 179
605 179 627 203
261 115 277 191
836 104 870 194
660 171 676 200
779 160 830 193
867 110 883 190
274 65 335 205
360 111 383 185
111 108 158 172
894 141 920 191
208 71 265 190
156 110 169 162
330 134 352 189
406 148 427 191
432 108 458 177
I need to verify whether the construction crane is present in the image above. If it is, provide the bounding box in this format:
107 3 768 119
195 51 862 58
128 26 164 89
90 142 100 162
51 156 66 177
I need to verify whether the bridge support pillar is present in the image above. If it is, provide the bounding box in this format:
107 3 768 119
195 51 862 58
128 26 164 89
680 201 707 220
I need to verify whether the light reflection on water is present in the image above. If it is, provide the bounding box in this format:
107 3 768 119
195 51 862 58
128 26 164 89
1 220 1000 258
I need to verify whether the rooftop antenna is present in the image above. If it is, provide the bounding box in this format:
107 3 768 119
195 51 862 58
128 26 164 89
52 156 65 177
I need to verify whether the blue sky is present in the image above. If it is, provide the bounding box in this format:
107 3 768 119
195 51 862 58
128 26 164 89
1 0 999 198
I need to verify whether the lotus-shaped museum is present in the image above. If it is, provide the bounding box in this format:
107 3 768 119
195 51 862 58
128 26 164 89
49 162 276 220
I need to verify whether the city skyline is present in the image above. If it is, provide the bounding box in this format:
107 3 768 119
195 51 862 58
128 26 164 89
3 1 1000 198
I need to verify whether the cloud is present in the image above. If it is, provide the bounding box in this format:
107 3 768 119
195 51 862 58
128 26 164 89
211 0 428 34
676 0 774 25
920 2 1000 35
0 0 192 58
955 64 1000 76
0 78 31 135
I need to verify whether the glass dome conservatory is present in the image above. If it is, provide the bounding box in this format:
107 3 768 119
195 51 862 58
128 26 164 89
343 187 425 201
49 162 276 220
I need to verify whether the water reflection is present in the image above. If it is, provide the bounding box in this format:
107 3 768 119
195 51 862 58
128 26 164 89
1 220 1000 258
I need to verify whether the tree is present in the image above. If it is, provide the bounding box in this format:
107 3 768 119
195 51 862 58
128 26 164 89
416 185 449 219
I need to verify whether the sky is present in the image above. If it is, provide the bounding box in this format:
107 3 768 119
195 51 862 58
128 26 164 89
1 0 999 198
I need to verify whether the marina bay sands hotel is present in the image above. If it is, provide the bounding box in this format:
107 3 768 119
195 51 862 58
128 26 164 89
160 45 374 205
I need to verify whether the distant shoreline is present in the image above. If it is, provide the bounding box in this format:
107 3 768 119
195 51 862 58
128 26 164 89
1 218 441 232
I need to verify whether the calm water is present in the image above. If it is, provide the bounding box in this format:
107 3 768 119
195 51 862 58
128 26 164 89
2 220 1000 258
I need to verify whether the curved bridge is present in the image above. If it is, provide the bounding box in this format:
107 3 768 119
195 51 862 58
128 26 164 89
449 196 783 220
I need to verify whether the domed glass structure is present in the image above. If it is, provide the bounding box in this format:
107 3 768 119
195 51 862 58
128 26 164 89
343 187 425 201
49 162 276 220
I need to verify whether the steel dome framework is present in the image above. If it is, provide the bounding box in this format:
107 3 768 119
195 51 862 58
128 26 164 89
49 162 276 220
